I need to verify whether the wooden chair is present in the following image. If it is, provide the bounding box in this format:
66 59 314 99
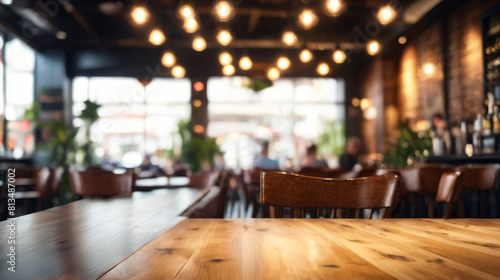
186 171 218 190
15 167 51 213
297 167 347 178
432 171 463 218
69 168 135 198
214 169 233 218
455 164 500 217
260 172 400 218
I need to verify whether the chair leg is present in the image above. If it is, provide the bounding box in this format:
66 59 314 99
428 196 434 218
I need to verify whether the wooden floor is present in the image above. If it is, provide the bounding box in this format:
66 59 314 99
101 218 500 279
0 188 208 280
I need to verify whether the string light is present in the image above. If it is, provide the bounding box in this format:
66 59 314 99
377 5 396 25
299 49 313 63
219 52 233 65
367 40 381 56
223 65 235 76
325 0 346 17
213 0 235 22
130 6 150 26
183 18 198 33
192 36 206 52
333 49 346 64
161 51 176 67
267 67 280 80
149 29 166 45
282 31 298 46
172 65 185 78
298 9 318 30
239 56 252 70
277 56 291 70
217 29 233 46
317 63 329 75
179 4 195 19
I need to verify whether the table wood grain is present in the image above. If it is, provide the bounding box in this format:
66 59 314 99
0 187 209 280
102 219 500 279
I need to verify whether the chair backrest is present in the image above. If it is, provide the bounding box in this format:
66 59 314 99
243 167 280 185
214 169 234 218
50 167 64 193
399 164 454 194
187 171 218 189
69 168 135 197
297 167 347 178
455 164 500 190
435 171 463 218
260 171 400 218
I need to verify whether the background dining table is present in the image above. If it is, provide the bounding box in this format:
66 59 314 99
101 218 500 279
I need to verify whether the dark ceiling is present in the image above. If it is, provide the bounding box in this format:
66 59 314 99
0 0 437 52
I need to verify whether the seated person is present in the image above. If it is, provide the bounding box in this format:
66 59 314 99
302 144 328 168
252 141 279 170
339 137 360 170
138 155 165 178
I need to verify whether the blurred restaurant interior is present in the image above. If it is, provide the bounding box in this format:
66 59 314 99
1 0 500 278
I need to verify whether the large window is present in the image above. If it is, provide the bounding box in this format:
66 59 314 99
4 38 36 158
208 77 345 170
72 77 191 167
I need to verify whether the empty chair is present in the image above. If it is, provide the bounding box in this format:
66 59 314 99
69 168 135 198
431 171 463 218
243 167 279 217
15 167 51 213
260 171 400 218
455 164 500 217
187 171 218 190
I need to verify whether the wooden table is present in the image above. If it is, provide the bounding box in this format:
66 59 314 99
0 187 209 280
102 219 500 279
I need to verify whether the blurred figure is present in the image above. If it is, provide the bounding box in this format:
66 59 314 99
432 113 451 154
252 141 279 169
302 144 328 168
138 154 165 178
339 137 360 170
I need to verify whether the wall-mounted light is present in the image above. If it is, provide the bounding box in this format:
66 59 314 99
149 28 166 45
213 0 235 22
360 98 372 111
398 36 407 45
131 6 150 26
239 56 252 70
192 36 206 51
161 51 176 67
193 124 205 134
325 0 346 17
217 29 232 46
377 5 396 25
367 40 381 56
172 65 185 78
183 18 198 33
363 107 377 120
267 68 280 80
299 49 313 63
282 31 298 46
277 56 290 70
423 63 434 75
223 65 235 76
332 49 346 64
193 99 203 107
317 63 329 75
298 9 318 30
219 52 232 65
194 81 204 92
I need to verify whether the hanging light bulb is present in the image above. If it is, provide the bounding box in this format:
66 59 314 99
298 9 318 30
130 6 150 26
216 29 232 46
219 52 233 65
282 31 298 46
367 40 381 56
149 28 166 45
172 65 185 78
239 56 252 70
213 0 235 22
277 56 291 70
325 0 346 17
192 36 206 52
332 49 346 64
377 5 396 25
317 63 330 75
161 51 176 67
223 65 235 76
183 18 198 33
299 49 313 63
267 67 280 80
179 4 195 19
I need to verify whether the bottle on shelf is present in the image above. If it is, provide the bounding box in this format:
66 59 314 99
493 106 500 134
